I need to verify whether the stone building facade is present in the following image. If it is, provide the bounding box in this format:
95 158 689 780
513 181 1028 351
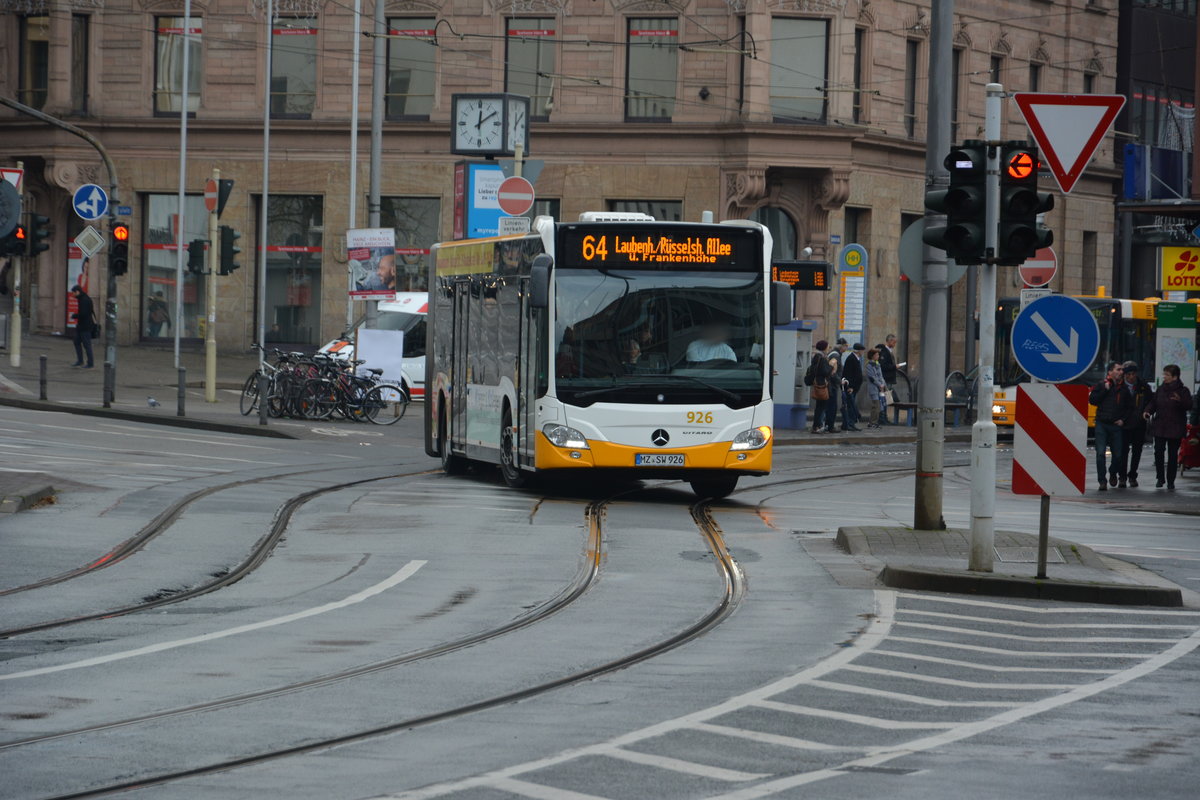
1 0 1120 372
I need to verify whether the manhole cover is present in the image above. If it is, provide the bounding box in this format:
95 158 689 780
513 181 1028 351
994 546 1065 564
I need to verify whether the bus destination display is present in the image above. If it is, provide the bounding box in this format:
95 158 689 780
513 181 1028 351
561 226 756 269
771 260 830 291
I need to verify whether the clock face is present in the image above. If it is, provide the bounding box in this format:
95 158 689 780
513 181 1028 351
506 97 528 153
454 97 504 152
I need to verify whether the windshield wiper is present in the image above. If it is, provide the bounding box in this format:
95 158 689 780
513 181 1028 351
655 374 742 403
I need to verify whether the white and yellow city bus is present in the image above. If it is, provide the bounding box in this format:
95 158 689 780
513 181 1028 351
423 212 790 497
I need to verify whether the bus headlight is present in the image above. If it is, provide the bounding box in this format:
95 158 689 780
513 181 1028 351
730 426 772 451
542 423 590 449
991 404 1004 415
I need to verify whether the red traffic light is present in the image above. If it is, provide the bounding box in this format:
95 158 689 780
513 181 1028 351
15 225 25 240
112 224 130 242
1006 151 1036 180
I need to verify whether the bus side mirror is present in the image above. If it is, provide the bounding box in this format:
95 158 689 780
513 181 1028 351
771 281 792 326
530 254 553 309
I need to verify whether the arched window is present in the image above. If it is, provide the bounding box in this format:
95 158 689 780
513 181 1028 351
751 206 797 260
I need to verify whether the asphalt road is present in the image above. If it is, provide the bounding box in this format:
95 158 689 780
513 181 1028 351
0 408 1196 800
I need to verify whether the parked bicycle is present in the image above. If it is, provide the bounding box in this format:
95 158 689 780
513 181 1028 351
241 345 407 424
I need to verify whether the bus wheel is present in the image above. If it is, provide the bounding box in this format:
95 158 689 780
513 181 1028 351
499 408 528 488
439 398 466 475
689 475 738 499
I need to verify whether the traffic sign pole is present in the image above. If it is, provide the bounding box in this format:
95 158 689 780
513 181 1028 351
206 168 219 404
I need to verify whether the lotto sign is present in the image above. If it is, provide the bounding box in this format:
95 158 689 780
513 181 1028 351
1160 247 1200 291
1012 384 1089 496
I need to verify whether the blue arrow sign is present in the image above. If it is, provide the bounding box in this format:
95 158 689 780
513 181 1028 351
1011 295 1100 383
73 183 109 221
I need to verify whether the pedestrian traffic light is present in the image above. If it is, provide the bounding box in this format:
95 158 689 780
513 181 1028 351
187 239 207 274
218 225 241 275
27 214 50 258
996 141 1054 266
0 224 25 256
923 141 989 265
109 223 130 276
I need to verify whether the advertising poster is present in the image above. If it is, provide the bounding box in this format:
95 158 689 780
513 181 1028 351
66 245 90 329
347 227 397 299
451 162 506 240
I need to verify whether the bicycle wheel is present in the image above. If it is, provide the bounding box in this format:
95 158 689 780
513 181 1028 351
239 373 260 416
300 379 337 420
266 375 287 418
364 384 408 425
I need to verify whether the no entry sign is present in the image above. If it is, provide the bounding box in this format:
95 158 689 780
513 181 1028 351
496 176 535 216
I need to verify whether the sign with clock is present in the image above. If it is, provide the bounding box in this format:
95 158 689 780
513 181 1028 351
451 93 531 157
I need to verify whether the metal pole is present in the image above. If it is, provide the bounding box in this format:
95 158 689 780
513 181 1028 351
178 366 187 417
38 354 46 400
103 362 113 407
205 168 219 402
173 0 193 371
365 0 385 329
914 0 953 531
8 161 22 368
258 371 268 426
968 83 1003 572
258 1 273 368
347 0 362 331
1036 493 1050 579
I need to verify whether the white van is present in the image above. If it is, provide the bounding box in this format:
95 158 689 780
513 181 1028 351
319 292 428 400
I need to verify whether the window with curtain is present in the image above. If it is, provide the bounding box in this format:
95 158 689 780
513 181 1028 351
154 16 202 114
271 18 317 118
380 197 440 292
506 19 556 118
626 18 678 120
386 18 436 118
20 15 50 110
770 17 828 123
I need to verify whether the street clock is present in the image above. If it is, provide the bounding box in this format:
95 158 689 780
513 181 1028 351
451 93 530 157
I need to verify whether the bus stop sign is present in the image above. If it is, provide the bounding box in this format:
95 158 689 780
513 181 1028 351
1011 294 1100 383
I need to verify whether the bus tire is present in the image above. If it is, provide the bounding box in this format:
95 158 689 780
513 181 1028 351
689 475 738 499
439 397 466 475
499 406 528 488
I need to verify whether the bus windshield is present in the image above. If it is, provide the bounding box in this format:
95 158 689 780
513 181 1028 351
553 269 764 408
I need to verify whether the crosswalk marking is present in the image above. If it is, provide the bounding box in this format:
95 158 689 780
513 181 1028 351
899 609 1196 630
690 722 866 752
751 700 958 730
604 747 769 781
887 635 1158 659
895 592 1200 615
869 649 1119 674
894 620 1178 643
805 678 1022 707
840 664 1075 691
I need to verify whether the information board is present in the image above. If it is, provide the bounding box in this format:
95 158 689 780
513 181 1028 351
771 260 830 291
558 225 759 270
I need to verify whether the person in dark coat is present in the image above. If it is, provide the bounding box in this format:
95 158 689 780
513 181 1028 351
839 343 865 431
1089 361 1130 491
1116 361 1153 487
70 284 96 369
807 340 834 433
879 334 899 386
1143 363 1193 490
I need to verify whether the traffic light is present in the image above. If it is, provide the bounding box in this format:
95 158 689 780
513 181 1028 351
27 214 50 258
218 225 241 275
187 239 207 274
0 224 25 256
996 141 1054 266
923 141 989 264
109 223 130 276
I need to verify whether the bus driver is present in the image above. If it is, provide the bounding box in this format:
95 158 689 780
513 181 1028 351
686 321 737 363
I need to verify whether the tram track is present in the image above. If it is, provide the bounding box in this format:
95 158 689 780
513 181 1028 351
0 466 438 640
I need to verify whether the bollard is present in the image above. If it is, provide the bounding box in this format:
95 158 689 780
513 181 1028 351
103 362 114 408
257 372 268 426
39 355 47 401
177 367 186 417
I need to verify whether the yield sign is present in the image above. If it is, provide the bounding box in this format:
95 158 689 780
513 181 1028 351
1013 93 1125 194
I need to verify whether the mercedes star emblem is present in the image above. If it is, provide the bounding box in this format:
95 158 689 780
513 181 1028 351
651 429 670 447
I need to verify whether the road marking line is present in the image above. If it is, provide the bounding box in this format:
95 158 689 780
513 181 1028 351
752 700 957 730
490 778 611 800
887 636 1158 659
898 609 1196 630
840 664 1074 691
896 592 1200 615
604 747 768 781
0 560 426 681
689 722 866 752
894 621 1179 643
869 649 1119 674
804 679 1021 708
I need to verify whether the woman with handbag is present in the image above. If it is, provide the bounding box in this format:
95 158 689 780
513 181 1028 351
70 284 97 369
807 340 833 433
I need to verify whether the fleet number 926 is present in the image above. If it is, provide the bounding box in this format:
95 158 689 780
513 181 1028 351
686 411 714 424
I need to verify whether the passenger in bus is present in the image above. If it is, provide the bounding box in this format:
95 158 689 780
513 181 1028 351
555 327 578 378
621 339 642 372
685 321 736 363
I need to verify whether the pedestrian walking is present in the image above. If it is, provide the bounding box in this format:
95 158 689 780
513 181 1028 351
1116 361 1152 487
1089 361 1130 491
840 343 865 431
806 340 833 434
824 353 842 432
864 348 887 428
70 284 97 369
1144 364 1193 490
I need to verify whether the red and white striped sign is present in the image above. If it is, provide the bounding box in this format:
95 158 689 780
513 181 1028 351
1012 383 1089 496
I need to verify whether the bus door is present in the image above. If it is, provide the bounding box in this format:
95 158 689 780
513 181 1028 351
452 279 470 444
519 279 537 466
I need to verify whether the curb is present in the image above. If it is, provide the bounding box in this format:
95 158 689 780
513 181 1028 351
0 396 297 439
0 483 55 514
878 564 1183 607
776 431 974 446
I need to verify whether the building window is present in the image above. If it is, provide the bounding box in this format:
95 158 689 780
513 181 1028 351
387 19 436 118
990 55 1002 85
380 197 440 293
852 27 866 124
506 19 555 119
271 18 317 118
19 15 50 109
141 194 208 340
904 39 920 138
71 15 88 114
951 48 962 142
626 18 678 120
608 199 681 220
771 17 828 123
154 16 202 115
1081 230 1098 294
257 195 324 346
1029 62 1042 93
751 207 797 260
